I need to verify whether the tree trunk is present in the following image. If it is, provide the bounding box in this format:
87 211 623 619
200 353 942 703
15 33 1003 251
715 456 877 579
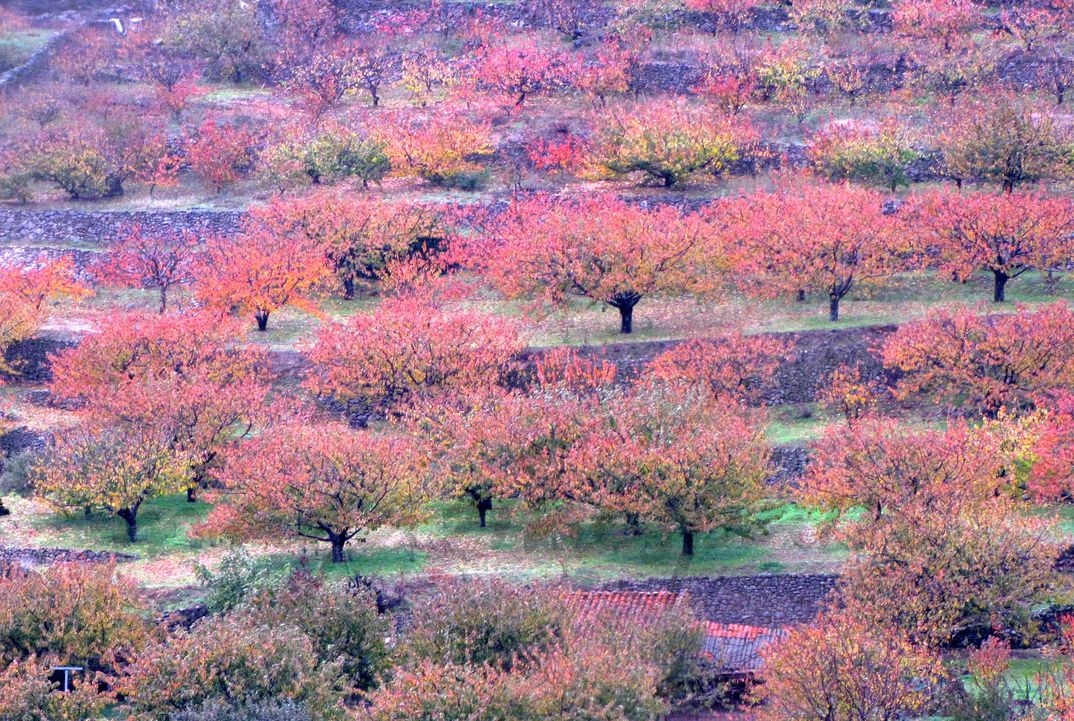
187 486 197 503
117 507 138 543
609 293 641 334
618 303 634 333
158 288 168 314
796 289 806 302
994 271 1009 303
682 529 694 556
477 496 492 528
624 511 642 536
255 310 270 332
342 277 356 301
330 536 346 563
829 295 840 322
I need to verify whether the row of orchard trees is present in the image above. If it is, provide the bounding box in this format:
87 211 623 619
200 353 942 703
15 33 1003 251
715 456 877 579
20 294 784 558
78 180 1074 339
44 0 1074 113
14 261 1074 561
7 80 1074 200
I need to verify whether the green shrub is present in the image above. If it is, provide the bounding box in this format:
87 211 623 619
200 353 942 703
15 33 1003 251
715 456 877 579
403 578 567 671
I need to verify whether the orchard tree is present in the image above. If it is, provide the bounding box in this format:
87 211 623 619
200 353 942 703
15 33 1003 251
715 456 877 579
684 0 763 33
893 0 982 53
284 39 368 118
587 99 755 187
0 658 110 721
0 258 85 373
788 0 861 34
574 385 771 556
727 181 907 321
305 294 525 412
263 123 390 190
802 418 1060 644
761 612 946 721
381 108 494 187
405 387 513 527
482 193 716 333
162 0 272 83
1028 391 1074 501
201 423 427 562
185 116 260 193
815 363 884 424
1037 50 1074 106
521 0 595 39
194 218 332 331
48 311 271 500
801 418 1008 520
141 49 203 121
909 189 1074 302
120 613 346 720
645 332 789 404
935 96 1072 192
0 561 151 670
572 36 645 105
248 191 445 299
882 303 1074 415
753 39 819 120
28 114 172 200
808 118 919 192
406 350 616 527
95 224 200 313
31 425 191 542
470 35 576 108
998 4 1067 53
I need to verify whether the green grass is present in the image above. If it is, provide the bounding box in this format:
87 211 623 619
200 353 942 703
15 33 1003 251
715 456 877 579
415 499 845 582
30 494 212 558
257 546 429 579
11 489 847 587
767 415 829 446
0 29 54 69
957 656 1050 704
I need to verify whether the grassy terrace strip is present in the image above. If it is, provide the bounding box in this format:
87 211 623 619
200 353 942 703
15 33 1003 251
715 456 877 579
1 495 847 588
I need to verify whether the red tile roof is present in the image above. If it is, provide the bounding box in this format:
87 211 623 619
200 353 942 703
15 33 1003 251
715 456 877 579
701 623 787 673
564 592 788 674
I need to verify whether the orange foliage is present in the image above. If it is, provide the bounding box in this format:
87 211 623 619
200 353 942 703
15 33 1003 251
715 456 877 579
95 225 200 312
0 258 87 373
882 303 1074 415
194 218 332 331
200 423 428 561
726 181 907 321
482 193 719 333
760 611 947 721
305 294 525 411
646 332 789 404
909 189 1074 302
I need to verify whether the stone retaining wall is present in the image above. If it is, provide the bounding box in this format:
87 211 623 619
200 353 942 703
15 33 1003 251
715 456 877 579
601 574 839 626
0 209 244 246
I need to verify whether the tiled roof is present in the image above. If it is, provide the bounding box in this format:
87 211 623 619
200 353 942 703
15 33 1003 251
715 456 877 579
701 622 787 673
564 590 790 674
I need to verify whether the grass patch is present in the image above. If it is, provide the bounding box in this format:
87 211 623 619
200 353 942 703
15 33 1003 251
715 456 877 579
416 499 844 581
767 415 828 446
29 494 211 557
259 545 428 578
0 29 54 70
